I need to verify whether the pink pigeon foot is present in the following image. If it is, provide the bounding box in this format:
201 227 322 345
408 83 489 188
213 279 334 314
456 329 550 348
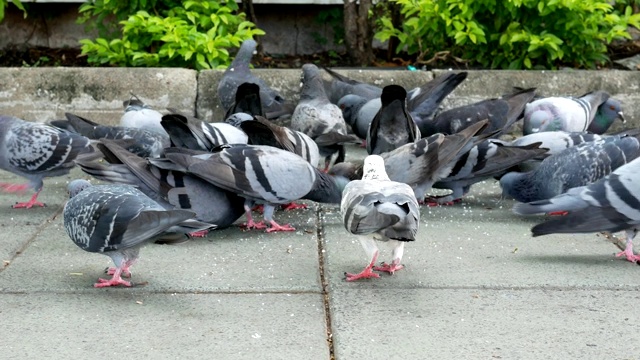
242 219 267 231
547 211 568 216
615 248 640 263
265 220 296 233
359 140 367 148
105 267 132 278
374 262 404 275
94 267 132 288
421 196 461 207
281 202 308 211
345 266 380 281
12 191 45 209
189 229 210 238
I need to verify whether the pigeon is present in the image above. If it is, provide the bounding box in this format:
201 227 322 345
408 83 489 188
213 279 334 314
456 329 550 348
223 82 265 119
330 120 492 201
120 95 168 137
340 155 420 281
338 72 467 142
500 134 640 203
63 179 213 288
161 112 248 151
225 113 320 166
0 115 92 208
217 39 292 119
50 113 169 158
155 144 350 232
586 98 626 134
291 63 352 170
320 66 383 104
513 156 640 263
367 84 421 155
430 140 548 205
508 131 605 159
76 140 245 229
522 90 616 135
419 87 537 137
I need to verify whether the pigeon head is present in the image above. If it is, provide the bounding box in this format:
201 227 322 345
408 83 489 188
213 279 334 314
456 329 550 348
524 110 563 134
229 39 257 70
380 85 407 107
299 64 327 100
498 171 538 203
123 94 150 111
67 179 92 198
588 98 625 134
362 155 390 181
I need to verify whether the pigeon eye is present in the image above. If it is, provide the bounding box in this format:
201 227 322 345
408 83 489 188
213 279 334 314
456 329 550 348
610 105 616 110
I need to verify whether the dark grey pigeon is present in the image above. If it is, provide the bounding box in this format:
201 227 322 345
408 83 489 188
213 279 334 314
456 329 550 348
76 140 245 230
223 82 265 119
225 113 320 166
50 113 169 158
340 155 419 281
161 111 247 151
63 179 213 288
217 39 292 119
291 63 352 170
367 85 421 155
500 134 640 203
522 91 621 135
157 144 350 232
430 140 547 205
0 115 92 208
120 95 168 137
513 156 640 263
321 66 383 104
420 87 537 137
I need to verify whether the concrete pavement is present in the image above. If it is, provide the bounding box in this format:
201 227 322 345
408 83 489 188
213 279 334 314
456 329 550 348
0 144 639 359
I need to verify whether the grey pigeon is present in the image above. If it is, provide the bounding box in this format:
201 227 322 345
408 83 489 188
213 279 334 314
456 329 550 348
513 156 640 263
217 39 292 119
0 115 92 208
63 179 213 288
51 113 169 158
223 82 265 119
367 85 421 155
156 144 350 232
161 112 248 151
338 72 467 142
500 134 640 203
420 87 537 137
522 91 621 135
225 113 320 166
76 140 245 230
430 140 548 205
291 63 352 170
586 98 626 134
340 155 419 281
321 66 383 104
120 95 168 137
330 120 492 201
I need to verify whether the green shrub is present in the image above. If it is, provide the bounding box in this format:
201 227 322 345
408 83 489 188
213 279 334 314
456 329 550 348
0 0 25 23
376 0 640 69
79 0 265 70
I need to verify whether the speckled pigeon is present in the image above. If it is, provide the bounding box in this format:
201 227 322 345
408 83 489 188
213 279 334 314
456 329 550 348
291 63 352 170
76 140 245 230
161 111 248 151
0 115 92 208
366 84 421 155
156 144 350 232
340 155 419 281
522 91 622 135
217 39 292 119
120 95 168 137
63 179 213 288
513 156 640 263
50 112 169 158
500 134 640 203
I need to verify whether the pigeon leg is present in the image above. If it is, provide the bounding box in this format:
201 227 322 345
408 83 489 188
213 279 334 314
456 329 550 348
188 229 210 238
615 229 640 263
346 236 381 281
252 204 264 213
105 257 136 278
422 196 461 207
281 202 308 211
241 202 267 230
12 190 46 209
94 266 132 288
263 204 295 232
374 240 405 274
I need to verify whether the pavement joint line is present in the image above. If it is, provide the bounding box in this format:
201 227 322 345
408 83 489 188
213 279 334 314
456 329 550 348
316 205 336 360
0 204 64 274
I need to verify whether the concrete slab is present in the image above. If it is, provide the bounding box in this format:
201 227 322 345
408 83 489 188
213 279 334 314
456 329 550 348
330 288 640 359
0 68 198 125
0 292 330 359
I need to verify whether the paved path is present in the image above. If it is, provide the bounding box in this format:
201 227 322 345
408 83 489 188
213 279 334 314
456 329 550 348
0 145 639 359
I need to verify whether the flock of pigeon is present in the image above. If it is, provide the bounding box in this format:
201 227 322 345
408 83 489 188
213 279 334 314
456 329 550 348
1 38 639 288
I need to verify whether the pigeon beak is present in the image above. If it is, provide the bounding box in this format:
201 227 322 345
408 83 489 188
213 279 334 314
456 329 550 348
618 112 626 123
531 127 540 133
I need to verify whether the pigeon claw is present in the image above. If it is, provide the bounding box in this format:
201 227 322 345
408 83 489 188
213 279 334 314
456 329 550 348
12 200 45 209
547 211 568 216
373 262 404 275
105 267 131 278
188 229 210 238
615 249 640 263
241 220 267 231
345 268 381 282
281 202 308 211
93 277 132 288
265 221 295 233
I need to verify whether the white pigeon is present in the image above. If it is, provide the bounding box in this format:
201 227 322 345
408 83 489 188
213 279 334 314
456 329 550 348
340 155 420 281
